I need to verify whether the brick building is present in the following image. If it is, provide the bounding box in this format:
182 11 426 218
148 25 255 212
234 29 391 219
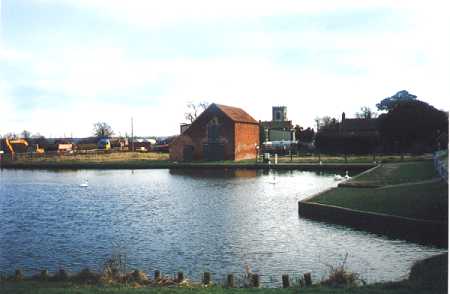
169 103 259 161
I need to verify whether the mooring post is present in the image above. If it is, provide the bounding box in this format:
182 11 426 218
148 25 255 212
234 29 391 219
58 269 68 281
202 272 211 285
154 270 161 280
227 274 234 288
14 269 23 281
282 274 290 288
177 271 184 282
40 269 49 280
304 272 312 286
251 274 260 288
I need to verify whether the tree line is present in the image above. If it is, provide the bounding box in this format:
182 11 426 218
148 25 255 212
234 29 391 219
313 90 448 154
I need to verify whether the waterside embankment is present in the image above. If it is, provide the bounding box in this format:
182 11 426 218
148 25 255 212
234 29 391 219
299 160 448 247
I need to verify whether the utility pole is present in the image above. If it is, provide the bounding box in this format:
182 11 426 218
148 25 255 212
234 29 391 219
131 117 134 152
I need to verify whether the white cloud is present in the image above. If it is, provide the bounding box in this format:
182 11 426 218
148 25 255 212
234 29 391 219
2 0 449 136
33 0 429 29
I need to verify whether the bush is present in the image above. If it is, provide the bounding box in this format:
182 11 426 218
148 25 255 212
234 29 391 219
321 254 365 288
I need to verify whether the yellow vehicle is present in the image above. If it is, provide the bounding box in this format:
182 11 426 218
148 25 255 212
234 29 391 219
36 144 45 154
97 138 111 150
5 138 28 158
5 138 29 156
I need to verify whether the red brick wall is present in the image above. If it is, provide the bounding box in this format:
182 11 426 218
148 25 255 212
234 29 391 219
169 107 235 161
169 134 193 161
234 123 260 161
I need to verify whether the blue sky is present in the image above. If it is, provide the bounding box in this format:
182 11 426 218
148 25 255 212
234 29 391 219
1 0 449 137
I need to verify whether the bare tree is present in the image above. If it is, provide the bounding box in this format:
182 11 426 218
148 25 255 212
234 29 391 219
184 101 210 123
93 122 114 138
21 130 31 139
315 116 339 132
355 107 378 119
4 133 18 139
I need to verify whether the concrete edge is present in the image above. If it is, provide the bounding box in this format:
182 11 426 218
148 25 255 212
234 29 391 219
298 201 448 247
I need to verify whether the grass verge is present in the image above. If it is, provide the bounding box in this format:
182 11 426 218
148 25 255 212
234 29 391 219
345 161 438 186
1 254 447 294
310 180 448 222
308 160 448 221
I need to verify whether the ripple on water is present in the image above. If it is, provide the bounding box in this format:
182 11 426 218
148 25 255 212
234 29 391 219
0 168 444 286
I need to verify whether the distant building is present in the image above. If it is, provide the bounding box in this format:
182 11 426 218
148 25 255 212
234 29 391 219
260 106 295 142
272 106 287 122
339 112 379 137
170 103 259 161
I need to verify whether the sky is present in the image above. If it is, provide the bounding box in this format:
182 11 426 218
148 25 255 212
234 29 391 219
0 0 449 138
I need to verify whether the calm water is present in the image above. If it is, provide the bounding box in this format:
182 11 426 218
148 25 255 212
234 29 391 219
0 168 444 286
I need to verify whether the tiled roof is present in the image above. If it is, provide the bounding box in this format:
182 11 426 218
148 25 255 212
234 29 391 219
214 104 258 124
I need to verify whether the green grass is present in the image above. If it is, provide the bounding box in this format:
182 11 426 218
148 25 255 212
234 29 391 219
310 180 448 221
0 282 445 294
308 160 448 221
1 253 447 294
348 161 438 187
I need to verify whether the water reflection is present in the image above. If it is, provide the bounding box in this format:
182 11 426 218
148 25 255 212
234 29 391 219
0 169 444 286
169 168 257 178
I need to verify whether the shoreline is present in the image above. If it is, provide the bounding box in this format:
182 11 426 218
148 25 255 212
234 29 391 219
298 160 448 247
1 253 447 293
0 161 376 171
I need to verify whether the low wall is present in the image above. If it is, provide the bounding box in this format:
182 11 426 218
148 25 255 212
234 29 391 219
298 201 448 247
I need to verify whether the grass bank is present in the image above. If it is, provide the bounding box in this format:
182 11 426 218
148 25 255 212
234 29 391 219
342 161 439 187
300 160 448 246
308 160 448 221
311 180 448 222
1 253 447 294
0 284 443 294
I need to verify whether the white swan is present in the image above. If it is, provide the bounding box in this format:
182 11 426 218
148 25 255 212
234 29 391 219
79 179 89 187
344 171 351 180
334 174 343 181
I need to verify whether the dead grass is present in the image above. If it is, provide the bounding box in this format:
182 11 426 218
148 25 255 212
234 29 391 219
14 152 169 163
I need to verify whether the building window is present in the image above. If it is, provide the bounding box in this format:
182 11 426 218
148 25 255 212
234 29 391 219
207 117 220 143
276 111 281 121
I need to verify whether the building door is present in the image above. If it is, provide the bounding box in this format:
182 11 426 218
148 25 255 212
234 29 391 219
203 143 225 161
183 145 194 161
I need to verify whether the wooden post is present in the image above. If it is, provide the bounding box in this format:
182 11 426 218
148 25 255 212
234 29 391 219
202 272 211 285
177 271 184 283
40 269 49 280
226 274 234 288
304 272 312 286
154 270 161 280
282 274 290 288
14 269 23 281
251 274 260 288
58 269 68 281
